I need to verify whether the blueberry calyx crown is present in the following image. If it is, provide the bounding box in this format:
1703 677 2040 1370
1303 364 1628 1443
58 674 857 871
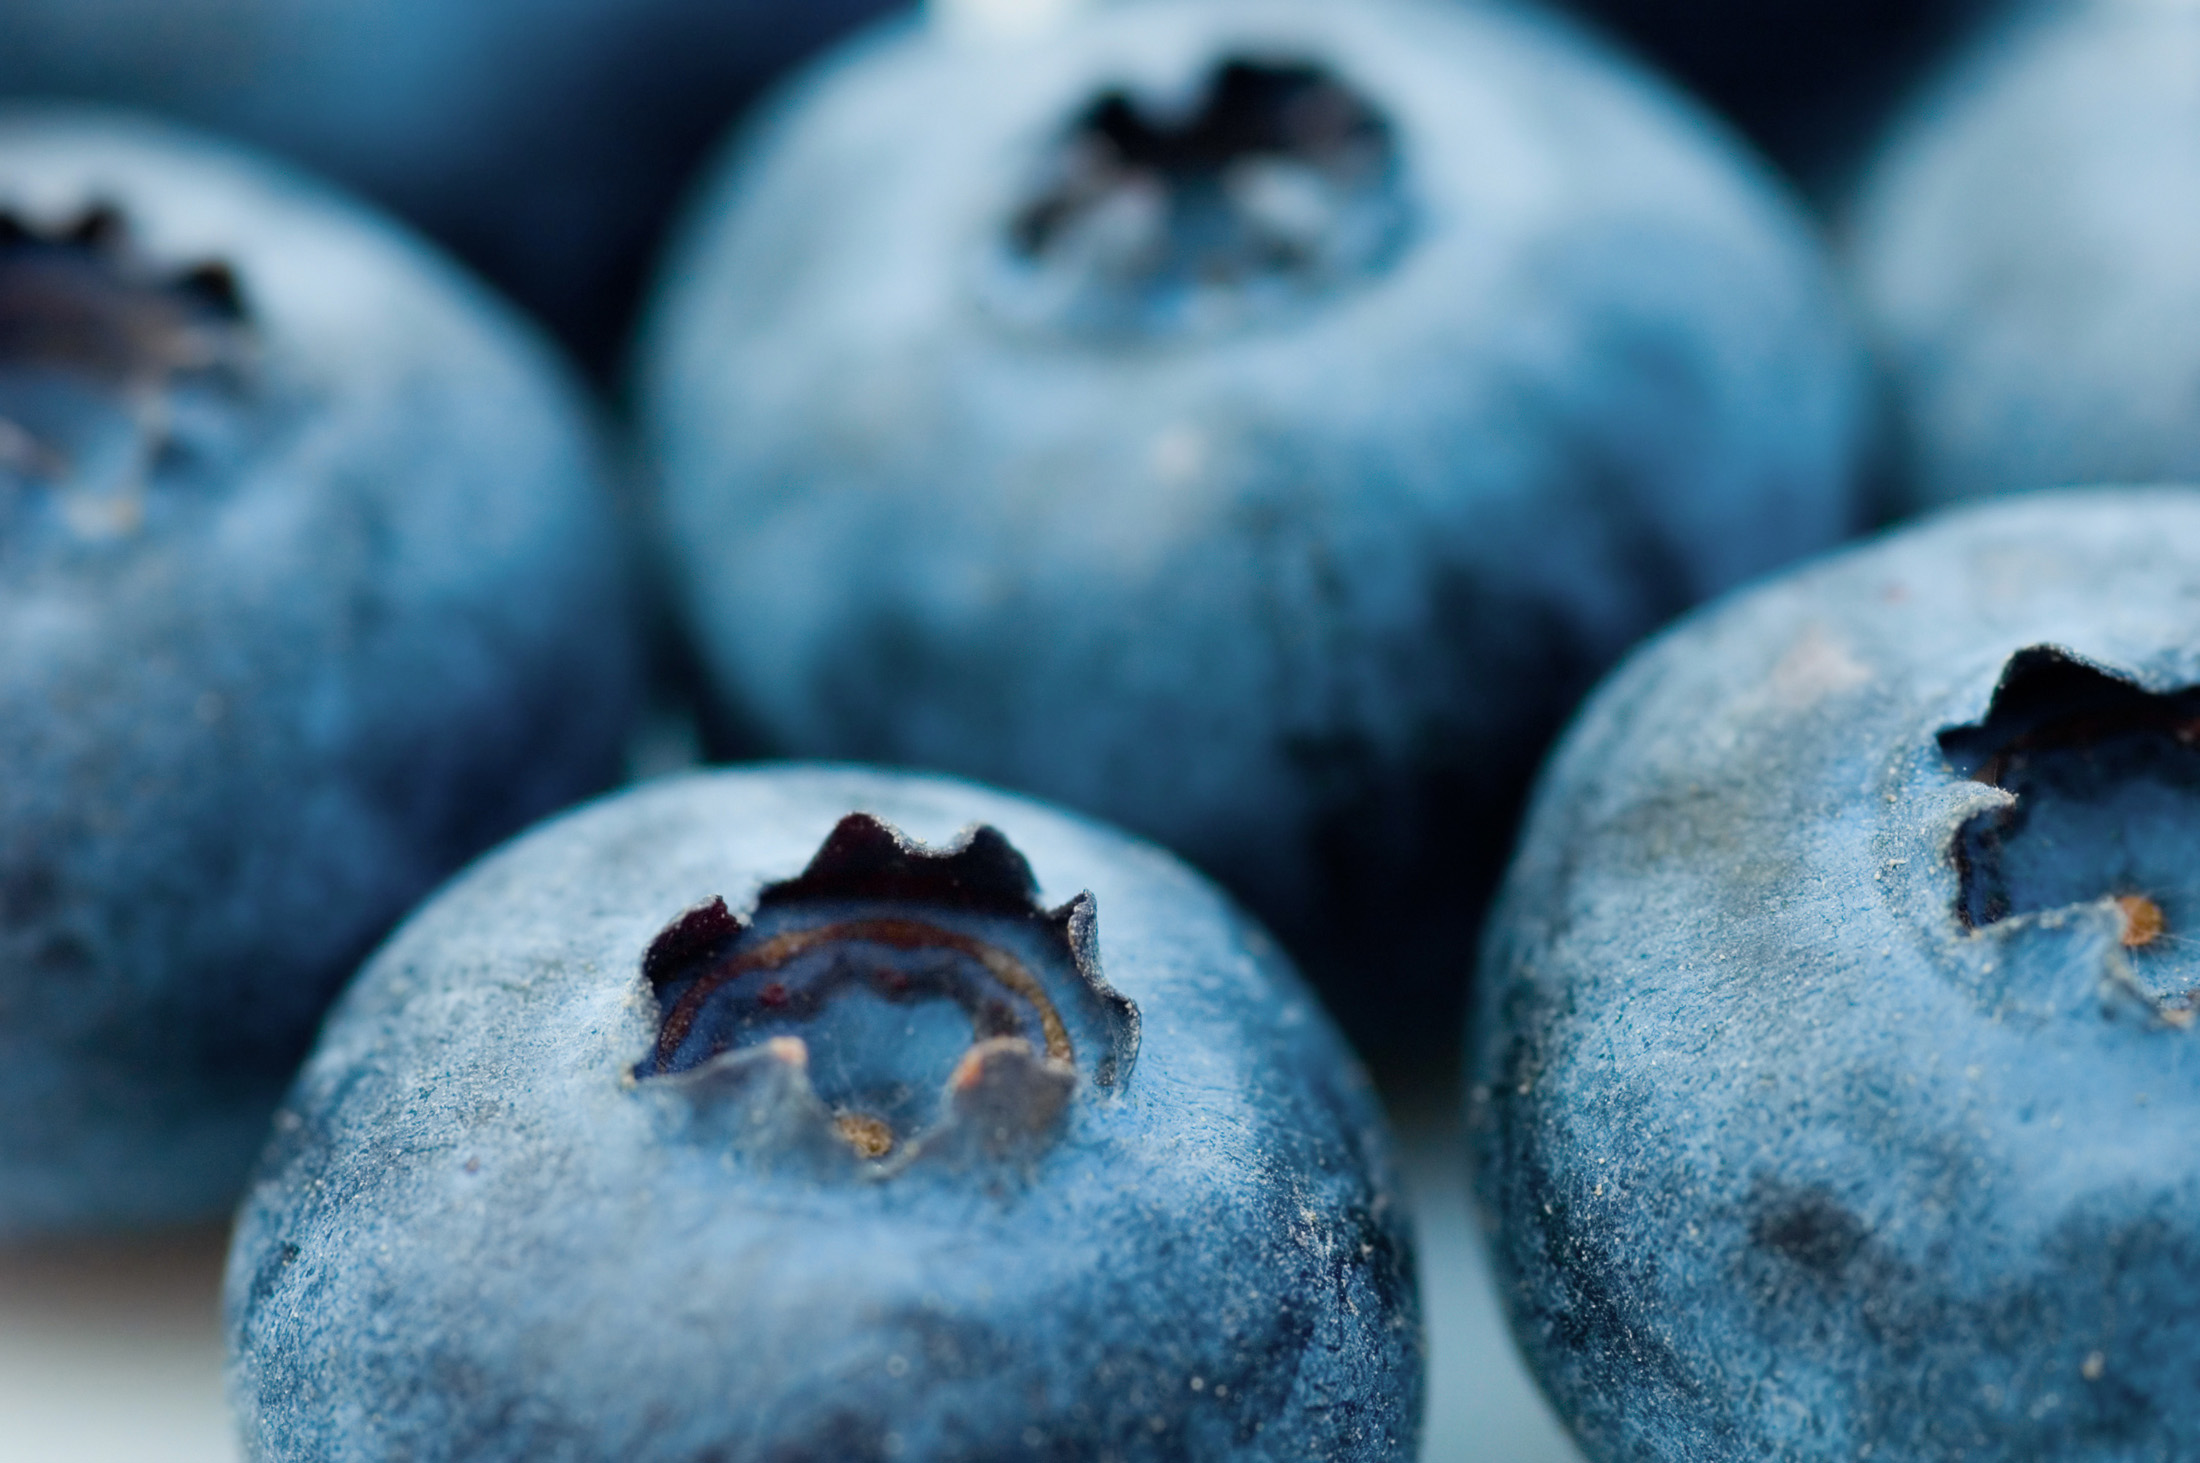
0 203 252 486
1939 646 2200 1018
637 814 1139 1175
986 56 1411 340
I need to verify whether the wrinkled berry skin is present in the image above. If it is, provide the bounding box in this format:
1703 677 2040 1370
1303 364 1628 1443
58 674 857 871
1473 488 2200 1461
0 0 903 362
0 110 637 1236
1849 2 2200 511
226 766 1419 1462
641 0 1869 1062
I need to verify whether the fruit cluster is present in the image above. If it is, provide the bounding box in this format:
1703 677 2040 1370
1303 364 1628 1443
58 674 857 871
2 0 2186 1458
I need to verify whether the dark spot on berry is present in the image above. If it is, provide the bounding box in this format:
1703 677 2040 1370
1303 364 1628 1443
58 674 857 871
1751 1182 1868 1276
243 1239 300 1313
33 932 94 976
0 861 60 923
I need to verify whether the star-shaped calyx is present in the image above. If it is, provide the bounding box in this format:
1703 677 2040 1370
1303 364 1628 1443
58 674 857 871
1940 646 2200 1021
990 56 1411 340
638 814 1140 1176
0 202 253 493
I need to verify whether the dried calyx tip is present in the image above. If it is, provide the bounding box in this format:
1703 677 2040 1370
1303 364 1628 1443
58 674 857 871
996 55 1408 338
0 201 252 491
2117 894 2166 950
0 201 250 379
1940 649 2200 944
834 1112 896 1160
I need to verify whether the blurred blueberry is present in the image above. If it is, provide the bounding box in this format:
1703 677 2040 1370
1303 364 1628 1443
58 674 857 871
226 765 1421 1461
1849 1 2200 512
0 108 638 1236
0 0 907 365
1473 487 2200 1460
639 0 1871 1065
1554 0 1998 191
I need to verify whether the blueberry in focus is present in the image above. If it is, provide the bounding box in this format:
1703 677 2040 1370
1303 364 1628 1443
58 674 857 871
1472 488 2200 1459
639 0 1872 1065
226 766 1421 1461
0 0 906 365
1849 1 2200 511
0 109 638 1236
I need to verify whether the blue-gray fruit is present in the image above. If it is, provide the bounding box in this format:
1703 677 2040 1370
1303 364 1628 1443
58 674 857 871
0 0 905 362
0 109 637 1236
1472 487 2200 1460
640 0 1871 1062
225 765 1420 1461
1849 1 2200 510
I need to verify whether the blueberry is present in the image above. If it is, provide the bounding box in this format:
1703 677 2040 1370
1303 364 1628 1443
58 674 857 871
1471 487 2200 1459
0 109 638 1236
225 765 1421 1461
639 0 1871 1063
1848 1 2200 510
0 0 905 363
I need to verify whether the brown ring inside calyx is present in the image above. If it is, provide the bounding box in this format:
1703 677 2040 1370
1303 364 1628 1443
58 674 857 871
651 917 1072 1076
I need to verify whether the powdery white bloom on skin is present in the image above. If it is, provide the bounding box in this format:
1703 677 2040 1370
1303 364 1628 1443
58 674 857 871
0 108 637 1237
639 0 1871 1064
227 766 1420 1462
1475 488 2200 1461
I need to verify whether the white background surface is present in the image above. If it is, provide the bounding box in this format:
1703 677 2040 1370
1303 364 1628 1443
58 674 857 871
0 1228 233 1463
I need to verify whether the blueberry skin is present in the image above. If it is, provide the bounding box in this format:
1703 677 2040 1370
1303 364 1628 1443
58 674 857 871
1472 487 2200 1460
0 0 905 364
225 765 1421 1462
0 109 638 1235
640 0 1870 1062
1848 2 2200 511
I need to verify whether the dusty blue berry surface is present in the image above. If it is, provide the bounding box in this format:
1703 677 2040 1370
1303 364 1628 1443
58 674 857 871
1473 487 2200 1460
640 0 1870 1062
0 0 904 360
0 108 637 1236
226 765 1420 1462
1849 1 2200 510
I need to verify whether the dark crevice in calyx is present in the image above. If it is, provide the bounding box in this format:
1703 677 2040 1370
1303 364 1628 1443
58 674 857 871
1939 648 2200 991
991 57 1410 340
0 203 253 502
636 814 1138 1176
